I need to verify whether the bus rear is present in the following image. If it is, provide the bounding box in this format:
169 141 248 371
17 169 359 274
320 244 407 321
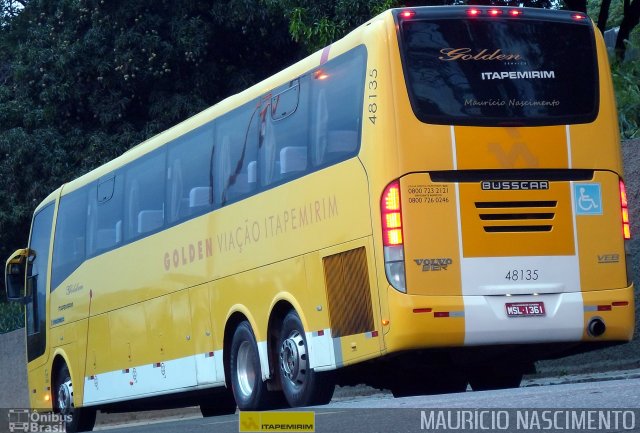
377 6 634 382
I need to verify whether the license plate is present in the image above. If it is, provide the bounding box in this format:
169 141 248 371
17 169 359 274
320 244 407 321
505 302 546 317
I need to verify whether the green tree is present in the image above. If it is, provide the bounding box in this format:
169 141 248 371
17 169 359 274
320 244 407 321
0 0 300 302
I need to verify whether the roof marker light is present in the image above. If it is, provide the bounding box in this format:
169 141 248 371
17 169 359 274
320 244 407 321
509 9 522 16
572 14 586 20
488 9 503 16
467 8 481 16
399 10 416 19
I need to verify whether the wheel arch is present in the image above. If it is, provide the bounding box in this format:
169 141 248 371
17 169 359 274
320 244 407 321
50 350 72 412
222 308 253 388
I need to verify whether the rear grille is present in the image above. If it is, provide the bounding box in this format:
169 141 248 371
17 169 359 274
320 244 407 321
323 247 374 338
475 201 557 233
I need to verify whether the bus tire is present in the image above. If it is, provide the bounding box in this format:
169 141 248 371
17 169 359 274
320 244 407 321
199 388 237 417
468 370 523 391
278 311 335 407
55 364 96 433
229 321 274 410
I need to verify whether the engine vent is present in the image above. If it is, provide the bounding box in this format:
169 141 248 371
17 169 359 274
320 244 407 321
475 201 557 233
323 247 374 338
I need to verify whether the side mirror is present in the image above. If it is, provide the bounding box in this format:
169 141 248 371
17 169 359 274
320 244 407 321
5 249 28 302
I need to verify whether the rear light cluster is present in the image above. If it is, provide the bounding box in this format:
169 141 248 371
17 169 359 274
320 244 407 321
620 180 631 240
381 180 406 292
466 8 523 17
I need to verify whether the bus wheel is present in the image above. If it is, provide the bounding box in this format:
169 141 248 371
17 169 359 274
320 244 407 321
230 321 274 410
468 370 523 391
200 388 237 417
278 311 335 407
55 364 96 432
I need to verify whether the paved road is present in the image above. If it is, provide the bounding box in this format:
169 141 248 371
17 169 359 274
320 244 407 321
94 378 640 433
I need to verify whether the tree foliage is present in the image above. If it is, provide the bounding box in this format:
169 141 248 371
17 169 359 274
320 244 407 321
0 0 300 298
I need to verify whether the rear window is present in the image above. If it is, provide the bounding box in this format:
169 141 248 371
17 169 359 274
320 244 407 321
398 11 599 126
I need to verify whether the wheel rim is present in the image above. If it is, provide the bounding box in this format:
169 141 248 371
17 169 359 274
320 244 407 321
236 341 256 398
57 379 74 415
280 330 307 388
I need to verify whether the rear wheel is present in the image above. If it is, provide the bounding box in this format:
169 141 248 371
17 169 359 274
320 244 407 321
199 388 237 417
55 364 96 433
278 311 335 407
230 321 280 410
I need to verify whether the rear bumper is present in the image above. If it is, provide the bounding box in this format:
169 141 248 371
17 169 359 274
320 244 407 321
384 283 635 354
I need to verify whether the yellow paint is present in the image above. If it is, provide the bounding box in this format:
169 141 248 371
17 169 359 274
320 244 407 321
582 285 635 341
459 182 575 257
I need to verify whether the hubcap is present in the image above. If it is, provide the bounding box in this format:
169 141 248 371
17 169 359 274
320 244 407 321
280 330 307 388
57 379 74 415
236 341 256 398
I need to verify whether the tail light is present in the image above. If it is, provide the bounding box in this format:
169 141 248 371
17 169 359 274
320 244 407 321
620 180 631 240
381 180 406 292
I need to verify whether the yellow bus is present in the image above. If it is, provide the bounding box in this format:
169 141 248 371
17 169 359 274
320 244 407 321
5 5 634 432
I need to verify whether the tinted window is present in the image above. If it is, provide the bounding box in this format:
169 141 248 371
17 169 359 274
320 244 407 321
52 187 88 289
214 101 260 204
167 126 214 223
310 46 365 166
399 17 598 126
26 203 54 360
124 151 165 240
87 176 124 255
263 79 309 185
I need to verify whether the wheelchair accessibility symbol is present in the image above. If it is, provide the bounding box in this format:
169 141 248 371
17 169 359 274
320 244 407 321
574 183 602 215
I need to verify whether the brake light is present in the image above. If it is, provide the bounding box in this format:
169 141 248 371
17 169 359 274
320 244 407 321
381 180 406 292
399 10 416 19
382 181 403 246
620 180 631 239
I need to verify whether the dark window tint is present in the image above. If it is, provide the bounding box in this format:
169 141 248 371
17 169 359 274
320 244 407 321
262 79 309 185
310 45 366 166
167 126 214 223
26 203 54 361
399 17 598 126
52 188 88 289
124 151 165 240
214 101 260 204
87 176 124 255
271 83 300 120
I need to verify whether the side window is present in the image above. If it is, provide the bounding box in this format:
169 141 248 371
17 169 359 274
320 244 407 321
310 46 366 167
167 125 214 223
214 100 259 206
87 175 124 255
124 151 166 240
26 203 54 361
265 79 309 184
52 187 88 290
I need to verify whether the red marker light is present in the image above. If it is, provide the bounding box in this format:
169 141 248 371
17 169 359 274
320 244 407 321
620 180 631 240
488 9 503 16
399 10 416 19
314 70 329 80
572 14 586 20
509 9 522 16
467 8 481 16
